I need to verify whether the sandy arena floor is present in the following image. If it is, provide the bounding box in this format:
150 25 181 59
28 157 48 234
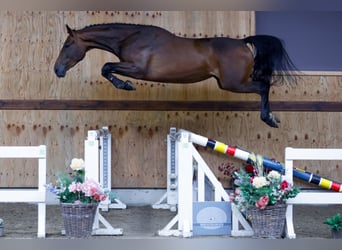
0 203 341 239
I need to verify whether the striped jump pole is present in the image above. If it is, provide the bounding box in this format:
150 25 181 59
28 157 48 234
183 130 342 192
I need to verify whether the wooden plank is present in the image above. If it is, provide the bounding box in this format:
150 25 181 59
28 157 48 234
1 100 342 111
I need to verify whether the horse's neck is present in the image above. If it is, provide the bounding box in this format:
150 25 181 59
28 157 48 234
78 26 137 54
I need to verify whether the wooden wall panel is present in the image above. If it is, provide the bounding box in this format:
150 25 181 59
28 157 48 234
0 11 342 190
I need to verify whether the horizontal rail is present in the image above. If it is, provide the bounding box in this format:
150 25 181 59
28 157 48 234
0 190 46 202
0 100 342 111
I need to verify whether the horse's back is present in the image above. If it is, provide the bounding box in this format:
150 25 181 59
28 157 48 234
117 25 253 84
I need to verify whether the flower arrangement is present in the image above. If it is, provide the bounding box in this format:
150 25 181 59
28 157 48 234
46 158 107 204
229 163 300 211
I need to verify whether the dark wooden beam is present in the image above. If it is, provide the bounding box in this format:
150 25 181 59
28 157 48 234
0 100 341 111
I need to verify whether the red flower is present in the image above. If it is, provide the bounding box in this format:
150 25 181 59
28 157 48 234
280 180 289 190
244 164 255 173
255 195 269 209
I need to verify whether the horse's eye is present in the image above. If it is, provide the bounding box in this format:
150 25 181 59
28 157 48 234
63 40 74 48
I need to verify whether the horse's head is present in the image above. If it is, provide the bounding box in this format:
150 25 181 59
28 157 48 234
54 25 87 78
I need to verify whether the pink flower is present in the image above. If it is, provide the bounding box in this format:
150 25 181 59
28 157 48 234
250 176 254 183
255 195 269 209
68 181 82 193
229 193 235 202
81 179 100 196
80 178 107 201
99 194 106 201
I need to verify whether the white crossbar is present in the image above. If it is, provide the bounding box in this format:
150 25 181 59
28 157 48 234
285 147 342 239
0 145 46 238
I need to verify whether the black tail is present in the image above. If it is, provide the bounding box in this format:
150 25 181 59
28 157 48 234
244 35 299 86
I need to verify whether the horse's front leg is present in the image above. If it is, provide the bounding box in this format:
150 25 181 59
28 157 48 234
101 62 136 90
259 83 280 128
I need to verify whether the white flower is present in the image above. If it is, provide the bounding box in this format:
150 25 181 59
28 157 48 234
252 176 268 188
267 170 281 181
70 158 85 171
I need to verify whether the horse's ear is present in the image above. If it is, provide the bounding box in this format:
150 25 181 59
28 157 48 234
65 24 74 36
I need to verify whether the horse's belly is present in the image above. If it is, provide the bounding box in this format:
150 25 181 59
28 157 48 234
146 67 211 83
145 55 213 83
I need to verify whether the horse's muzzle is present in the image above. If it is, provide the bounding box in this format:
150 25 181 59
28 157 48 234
54 66 66 78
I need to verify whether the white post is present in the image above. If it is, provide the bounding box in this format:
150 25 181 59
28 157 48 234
84 130 100 181
37 145 47 238
176 131 193 237
167 128 178 210
197 165 205 202
285 147 295 239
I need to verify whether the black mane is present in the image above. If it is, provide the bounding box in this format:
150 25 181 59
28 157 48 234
80 22 150 31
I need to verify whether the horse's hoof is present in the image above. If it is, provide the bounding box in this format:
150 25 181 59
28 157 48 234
261 113 280 128
264 120 279 128
124 80 136 91
267 113 280 128
269 122 279 128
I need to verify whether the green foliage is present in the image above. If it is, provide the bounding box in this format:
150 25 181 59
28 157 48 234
324 213 342 231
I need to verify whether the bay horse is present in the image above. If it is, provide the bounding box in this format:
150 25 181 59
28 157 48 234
54 23 298 128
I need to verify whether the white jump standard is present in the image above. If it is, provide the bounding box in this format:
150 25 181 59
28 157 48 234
84 126 125 236
153 127 178 211
158 129 231 237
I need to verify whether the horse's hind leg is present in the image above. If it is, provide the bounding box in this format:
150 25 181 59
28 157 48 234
219 78 279 127
101 62 137 90
258 83 280 128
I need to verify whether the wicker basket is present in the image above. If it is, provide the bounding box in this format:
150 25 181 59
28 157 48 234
247 202 287 239
61 203 98 238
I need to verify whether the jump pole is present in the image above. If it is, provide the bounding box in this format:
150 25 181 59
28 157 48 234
185 129 342 192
